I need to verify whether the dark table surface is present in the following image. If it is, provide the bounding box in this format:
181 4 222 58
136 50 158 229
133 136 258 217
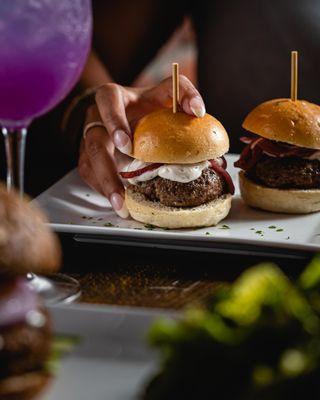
59 233 314 310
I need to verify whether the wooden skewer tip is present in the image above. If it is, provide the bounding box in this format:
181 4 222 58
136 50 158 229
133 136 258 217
172 62 179 113
291 51 298 101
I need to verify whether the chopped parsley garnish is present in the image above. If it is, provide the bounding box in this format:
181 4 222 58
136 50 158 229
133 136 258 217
268 226 276 229
104 222 114 227
276 229 284 232
46 335 80 374
144 224 156 230
219 224 230 230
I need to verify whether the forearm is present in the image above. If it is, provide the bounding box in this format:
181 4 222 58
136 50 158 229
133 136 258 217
80 50 114 88
60 50 114 160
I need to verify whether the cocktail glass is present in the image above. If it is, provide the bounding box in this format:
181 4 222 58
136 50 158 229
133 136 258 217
0 0 92 303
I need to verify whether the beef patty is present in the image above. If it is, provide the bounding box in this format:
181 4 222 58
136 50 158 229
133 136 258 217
130 168 225 207
248 156 320 189
0 309 51 379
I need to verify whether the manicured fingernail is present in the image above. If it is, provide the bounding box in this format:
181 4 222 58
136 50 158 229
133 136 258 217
110 192 129 219
189 97 206 118
114 130 132 155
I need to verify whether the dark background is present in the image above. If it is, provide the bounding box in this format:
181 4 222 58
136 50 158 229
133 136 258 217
2 0 320 198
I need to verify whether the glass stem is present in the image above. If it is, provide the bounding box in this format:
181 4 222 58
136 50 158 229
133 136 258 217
2 127 27 196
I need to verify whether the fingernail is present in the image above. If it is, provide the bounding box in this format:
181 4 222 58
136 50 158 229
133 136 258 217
110 192 130 219
189 97 206 118
114 130 132 155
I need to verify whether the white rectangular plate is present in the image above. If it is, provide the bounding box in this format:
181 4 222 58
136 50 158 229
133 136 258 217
46 304 174 400
35 154 320 253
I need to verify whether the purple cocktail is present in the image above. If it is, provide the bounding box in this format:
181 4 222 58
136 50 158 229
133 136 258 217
0 0 92 303
0 0 92 188
0 0 91 126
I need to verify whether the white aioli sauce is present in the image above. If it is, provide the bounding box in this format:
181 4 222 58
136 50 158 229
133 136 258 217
123 159 210 185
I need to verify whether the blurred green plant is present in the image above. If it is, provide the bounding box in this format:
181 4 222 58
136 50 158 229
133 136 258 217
46 335 80 374
144 258 320 400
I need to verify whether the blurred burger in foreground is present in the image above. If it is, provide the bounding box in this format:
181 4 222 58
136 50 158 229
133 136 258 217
0 278 52 400
0 185 61 399
120 109 234 229
235 99 320 213
0 184 61 275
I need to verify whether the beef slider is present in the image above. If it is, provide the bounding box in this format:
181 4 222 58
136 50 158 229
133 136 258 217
236 99 320 214
122 108 233 228
0 278 52 400
0 279 51 379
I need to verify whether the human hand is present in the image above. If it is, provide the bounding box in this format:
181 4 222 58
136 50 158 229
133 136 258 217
78 75 206 218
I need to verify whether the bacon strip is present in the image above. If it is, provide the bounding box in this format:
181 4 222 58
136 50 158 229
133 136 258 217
240 136 254 145
234 141 263 170
235 136 318 171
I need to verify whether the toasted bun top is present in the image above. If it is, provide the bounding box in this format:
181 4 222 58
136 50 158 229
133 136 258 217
132 108 229 163
242 98 320 150
0 184 61 275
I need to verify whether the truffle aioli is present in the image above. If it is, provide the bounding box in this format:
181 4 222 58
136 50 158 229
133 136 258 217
123 159 210 184
158 161 210 183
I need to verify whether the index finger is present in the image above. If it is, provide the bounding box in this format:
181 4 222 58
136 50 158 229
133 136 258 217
147 75 206 118
95 83 132 155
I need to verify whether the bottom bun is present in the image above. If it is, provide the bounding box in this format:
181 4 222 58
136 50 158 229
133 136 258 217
239 171 320 214
125 187 232 229
0 371 51 400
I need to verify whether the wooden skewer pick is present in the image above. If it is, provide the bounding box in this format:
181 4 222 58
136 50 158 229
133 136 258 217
291 51 298 101
172 63 179 113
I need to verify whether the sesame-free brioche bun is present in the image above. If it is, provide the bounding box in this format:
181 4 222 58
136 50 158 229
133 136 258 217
125 187 232 229
132 108 229 163
239 171 320 214
242 98 320 150
0 184 61 275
